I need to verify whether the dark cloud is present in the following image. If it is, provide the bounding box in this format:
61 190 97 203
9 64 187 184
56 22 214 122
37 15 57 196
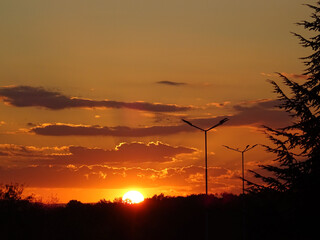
55 142 195 165
0 151 9 156
27 99 290 137
0 85 191 112
229 99 290 128
186 99 290 129
30 123 192 136
156 81 187 86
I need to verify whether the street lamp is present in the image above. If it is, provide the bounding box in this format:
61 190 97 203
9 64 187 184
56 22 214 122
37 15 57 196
222 144 257 240
182 118 229 195
222 144 257 195
182 118 228 240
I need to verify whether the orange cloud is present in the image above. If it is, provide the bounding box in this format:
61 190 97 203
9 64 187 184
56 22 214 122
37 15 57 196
0 144 68 158
206 101 231 108
261 72 310 80
0 142 196 165
0 164 237 192
0 139 250 196
280 72 310 80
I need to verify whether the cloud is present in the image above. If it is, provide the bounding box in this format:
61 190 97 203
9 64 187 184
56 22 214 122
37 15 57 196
280 72 310 80
0 164 236 191
260 72 276 77
26 99 290 137
0 144 242 193
206 101 231 108
55 142 196 165
229 99 290 128
0 144 68 159
186 99 290 129
0 142 196 165
30 123 192 137
156 81 187 86
0 85 192 112
260 72 310 80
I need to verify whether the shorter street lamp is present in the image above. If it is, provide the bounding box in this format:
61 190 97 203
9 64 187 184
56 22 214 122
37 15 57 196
222 144 257 195
222 144 257 240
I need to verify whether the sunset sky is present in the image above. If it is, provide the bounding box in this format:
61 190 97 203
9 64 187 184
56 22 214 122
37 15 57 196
0 0 313 203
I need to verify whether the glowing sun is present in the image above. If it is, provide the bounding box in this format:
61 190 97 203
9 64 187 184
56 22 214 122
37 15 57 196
122 190 144 204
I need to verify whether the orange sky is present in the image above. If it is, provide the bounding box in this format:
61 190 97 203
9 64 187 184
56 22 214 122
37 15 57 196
0 0 313 203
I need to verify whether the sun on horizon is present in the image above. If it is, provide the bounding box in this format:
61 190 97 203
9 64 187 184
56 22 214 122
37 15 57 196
122 190 145 204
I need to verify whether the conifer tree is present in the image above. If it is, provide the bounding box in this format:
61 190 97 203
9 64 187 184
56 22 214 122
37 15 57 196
248 1 320 194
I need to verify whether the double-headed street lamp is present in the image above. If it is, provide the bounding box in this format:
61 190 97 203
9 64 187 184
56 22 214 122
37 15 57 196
223 144 257 240
222 144 257 195
182 118 229 195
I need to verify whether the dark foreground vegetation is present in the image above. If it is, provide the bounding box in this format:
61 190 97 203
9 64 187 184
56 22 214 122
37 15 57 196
0 190 318 240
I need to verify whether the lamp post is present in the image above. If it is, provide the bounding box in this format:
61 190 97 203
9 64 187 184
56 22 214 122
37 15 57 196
222 144 257 240
182 118 229 195
182 118 228 240
222 144 257 195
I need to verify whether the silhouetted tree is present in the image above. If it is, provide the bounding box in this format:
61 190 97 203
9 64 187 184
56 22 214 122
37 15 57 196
66 199 83 208
248 2 320 195
0 183 33 201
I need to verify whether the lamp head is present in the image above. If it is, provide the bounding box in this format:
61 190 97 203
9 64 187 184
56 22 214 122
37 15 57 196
219 118 229 125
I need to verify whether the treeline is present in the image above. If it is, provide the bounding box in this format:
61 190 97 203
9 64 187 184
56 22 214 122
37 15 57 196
0 191 316 240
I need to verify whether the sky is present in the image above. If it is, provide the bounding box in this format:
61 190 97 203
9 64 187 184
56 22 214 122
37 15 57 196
0 0 314 203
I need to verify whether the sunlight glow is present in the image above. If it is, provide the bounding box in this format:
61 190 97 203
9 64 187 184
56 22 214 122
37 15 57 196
122 190 144 204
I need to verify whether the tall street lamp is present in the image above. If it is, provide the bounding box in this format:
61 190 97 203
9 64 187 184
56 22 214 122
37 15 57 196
182 118 229 240
182 118 229 195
